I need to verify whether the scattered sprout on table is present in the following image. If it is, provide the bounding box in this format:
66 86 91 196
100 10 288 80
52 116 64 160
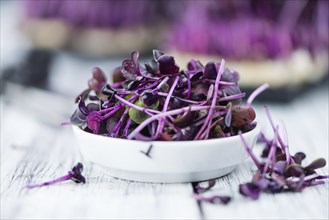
192 180 231 205
238 107 329 200
26 163 86 189
193 179 216 194
192 106 328 204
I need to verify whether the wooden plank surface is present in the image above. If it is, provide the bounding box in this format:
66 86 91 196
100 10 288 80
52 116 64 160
1 84 328 219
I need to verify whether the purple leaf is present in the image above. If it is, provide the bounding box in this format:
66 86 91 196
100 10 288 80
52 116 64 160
77 96 90 116
69 162 86 184
112 66 125 83
174 107 194 128
304 158 326 171
102 84 117 101
190 83 209 101
88 95 100 101
261 144 282 158
70 109 87 126
190 71 203 81
241 122 257 133
285 164 305 177
87 103 100 112
144 61 158 75
221 68 239 83
140 90 159 106
193 194 231 205
239 182 262 200
176 126 199 141
121 51 141 80
273 161 288 175
153 50 164 61
26 163 86 189
122 80 141 91
221 68 242 104
106 117 120 134
255 178 269 190
187 59 204 72
88 67 107 93
70 97 90 126
74 89 91 103
168 97 185 110
157 55 179 75
204 62 218 80
86 111 102 134
193 179 216 193
131 51 139 66
292 152 306 165
122 60 139 80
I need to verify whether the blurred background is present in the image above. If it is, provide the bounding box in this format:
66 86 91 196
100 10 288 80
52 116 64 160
1 0 328 101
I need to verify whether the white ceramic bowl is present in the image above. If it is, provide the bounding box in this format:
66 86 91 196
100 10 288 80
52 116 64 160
73 124 260 183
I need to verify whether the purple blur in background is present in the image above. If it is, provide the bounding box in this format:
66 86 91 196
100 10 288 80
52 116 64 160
24 0 156 28
167 0 329 60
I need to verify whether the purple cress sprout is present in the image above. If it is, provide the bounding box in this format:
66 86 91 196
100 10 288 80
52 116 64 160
192 180 232 205
66 50 328 203
238 107 329 200
70 50 261 141
26 163 86 189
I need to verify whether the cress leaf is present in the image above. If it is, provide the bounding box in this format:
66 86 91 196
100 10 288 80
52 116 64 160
128 100 159 124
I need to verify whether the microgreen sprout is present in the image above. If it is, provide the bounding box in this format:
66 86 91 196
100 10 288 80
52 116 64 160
238 107 329 200
70 50 261 141
192 180 232 205
193 194 232 205
192 106 328 203
26 163 86 189
193 180 216 194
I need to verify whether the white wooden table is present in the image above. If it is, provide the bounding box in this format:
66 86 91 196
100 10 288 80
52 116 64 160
1 82 328 220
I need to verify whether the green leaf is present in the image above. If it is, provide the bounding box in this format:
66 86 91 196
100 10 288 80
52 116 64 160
160 83 169 93
128 100 159 124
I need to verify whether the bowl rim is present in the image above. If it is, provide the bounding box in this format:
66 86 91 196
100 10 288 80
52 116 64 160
72 122 260 146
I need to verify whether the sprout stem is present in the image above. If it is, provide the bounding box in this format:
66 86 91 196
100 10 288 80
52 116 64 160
122 117 132 138
111 107 129 137
262 126 278 175
155 76 169 91
264 106 288 159
194 59 225 140
128 105 226 139
246 83 269 107
218 93 246 102
114 94 159 115
239 131 262 170
101 95 138 120
98 106 117 114
186 71 191 99
26 174 72 189
158 92 203 104
156 76 179 137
